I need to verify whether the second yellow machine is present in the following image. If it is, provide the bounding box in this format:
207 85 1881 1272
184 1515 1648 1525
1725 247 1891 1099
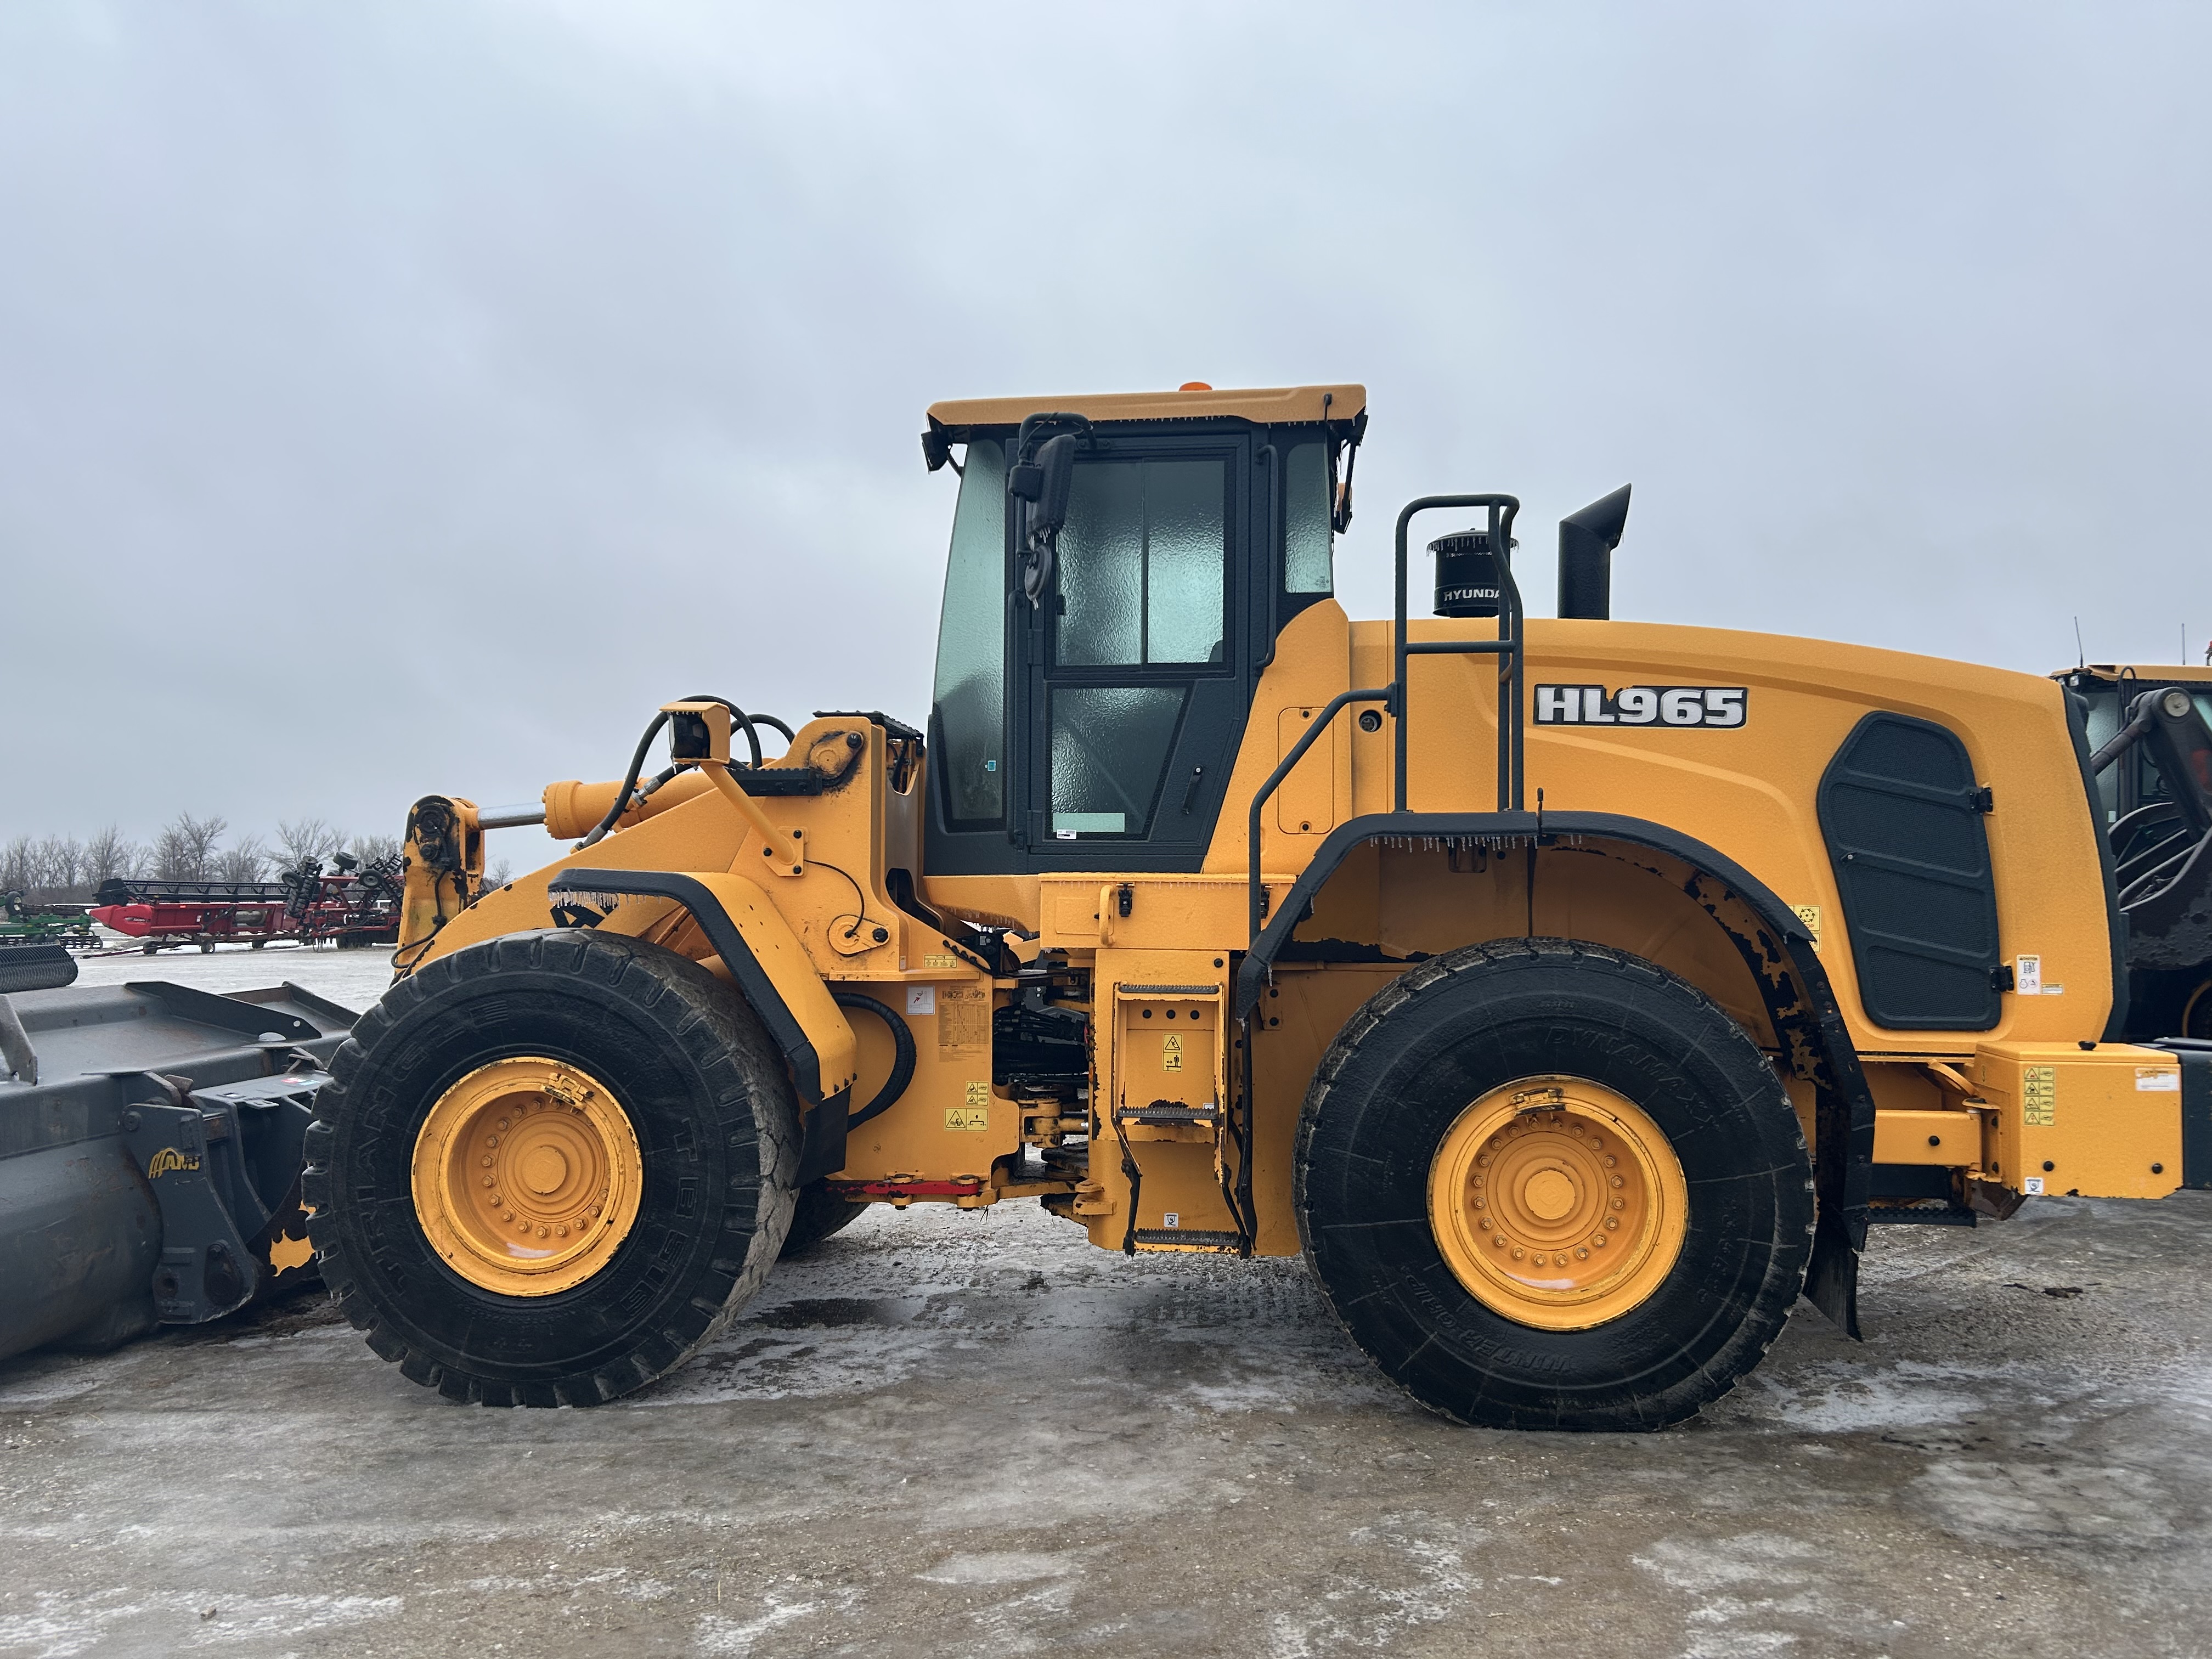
304 383 2212 1429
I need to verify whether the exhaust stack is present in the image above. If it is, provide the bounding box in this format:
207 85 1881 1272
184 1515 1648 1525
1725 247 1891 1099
1558 484 1632 620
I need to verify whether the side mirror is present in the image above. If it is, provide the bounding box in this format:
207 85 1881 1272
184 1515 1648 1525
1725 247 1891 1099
1008 433 1076 535
1557 484 1632 620
1009 433 1079 604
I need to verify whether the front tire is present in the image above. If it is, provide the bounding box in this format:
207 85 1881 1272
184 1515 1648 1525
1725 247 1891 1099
302 929 800 1405
1296 937 1813 1431
780 1181 867 1256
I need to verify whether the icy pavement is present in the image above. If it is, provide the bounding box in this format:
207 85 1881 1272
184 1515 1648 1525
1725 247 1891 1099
3 948 2209 1655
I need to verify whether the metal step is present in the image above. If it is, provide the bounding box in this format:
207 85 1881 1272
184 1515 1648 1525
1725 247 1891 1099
1133 1228 1242 1251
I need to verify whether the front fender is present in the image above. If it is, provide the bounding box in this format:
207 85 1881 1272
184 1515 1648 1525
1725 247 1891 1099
545 869 857 1104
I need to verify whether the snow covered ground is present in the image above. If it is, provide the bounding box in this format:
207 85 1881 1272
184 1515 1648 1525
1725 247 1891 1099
65 939 395 1011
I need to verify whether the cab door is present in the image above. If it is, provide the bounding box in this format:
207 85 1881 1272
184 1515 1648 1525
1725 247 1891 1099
1017 432 1252 870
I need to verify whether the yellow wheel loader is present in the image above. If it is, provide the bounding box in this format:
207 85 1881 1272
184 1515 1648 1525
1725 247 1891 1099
301 383 2209 1430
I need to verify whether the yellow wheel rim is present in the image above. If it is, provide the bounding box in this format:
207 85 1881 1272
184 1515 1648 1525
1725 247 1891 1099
1427 1075 1689 1331
410 1057 644 1297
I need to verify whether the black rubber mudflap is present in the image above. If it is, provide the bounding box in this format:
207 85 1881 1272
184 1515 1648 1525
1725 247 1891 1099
1804 1211 1862 1340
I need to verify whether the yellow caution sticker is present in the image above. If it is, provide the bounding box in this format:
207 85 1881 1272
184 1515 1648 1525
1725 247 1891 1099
2137 1066 2180 1093
923 953 962 969
2023 1064 2057 1126
1163 1032 1183 1072
1792 905 1821 949
945 1105 990 1132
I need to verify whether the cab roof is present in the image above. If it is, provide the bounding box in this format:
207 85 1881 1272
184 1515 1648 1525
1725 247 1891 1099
2056 663 2212 684
925 382 1365 435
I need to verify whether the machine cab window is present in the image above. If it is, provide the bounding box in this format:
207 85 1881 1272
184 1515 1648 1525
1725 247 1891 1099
922 389 1360 875
1046 453 1231 840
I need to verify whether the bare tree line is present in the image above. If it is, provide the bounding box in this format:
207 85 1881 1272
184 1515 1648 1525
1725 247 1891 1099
1 816 404 902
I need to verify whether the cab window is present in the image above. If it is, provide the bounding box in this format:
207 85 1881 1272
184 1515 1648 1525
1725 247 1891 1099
1283 439 1333 594
928 438 1008 829
1056 458 1227 666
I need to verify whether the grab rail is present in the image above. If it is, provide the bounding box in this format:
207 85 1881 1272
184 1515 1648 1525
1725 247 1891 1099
1246 686 1393 939
1246 493 1524 948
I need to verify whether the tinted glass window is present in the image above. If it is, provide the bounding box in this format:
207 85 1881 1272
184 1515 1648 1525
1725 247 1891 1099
1049 685 1187 837
1058 458 1226 666
1284 440 1333 594
929 439 1007 827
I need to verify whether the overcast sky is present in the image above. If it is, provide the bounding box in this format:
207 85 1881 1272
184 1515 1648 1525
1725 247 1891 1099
3 2 2207 849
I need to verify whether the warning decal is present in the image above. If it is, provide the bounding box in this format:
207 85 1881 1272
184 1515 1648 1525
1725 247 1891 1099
2023 1064 2057 1126
938 984 990 1054
1162 1032 1183 1072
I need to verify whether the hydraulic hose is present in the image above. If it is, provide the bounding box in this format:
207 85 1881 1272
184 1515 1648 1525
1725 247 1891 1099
578 711 670 849
582 695 802 849
834 991 917 1128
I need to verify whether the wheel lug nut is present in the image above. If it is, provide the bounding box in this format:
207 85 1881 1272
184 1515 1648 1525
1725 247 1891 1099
482 1176 494 1188
1575 1248 1589 1260
486 1135 499 1149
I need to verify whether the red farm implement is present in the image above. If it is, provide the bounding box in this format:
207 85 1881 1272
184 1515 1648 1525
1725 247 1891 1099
91 855 403 953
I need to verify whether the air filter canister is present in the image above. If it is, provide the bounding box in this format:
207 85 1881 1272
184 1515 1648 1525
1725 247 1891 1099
1431 528 1517 618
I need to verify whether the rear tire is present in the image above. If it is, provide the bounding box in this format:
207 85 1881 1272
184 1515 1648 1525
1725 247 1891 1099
1296 936 1813 1431
303 929 800 1405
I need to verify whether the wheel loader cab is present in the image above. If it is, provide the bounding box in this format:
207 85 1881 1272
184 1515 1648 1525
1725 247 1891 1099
923 389 1355 874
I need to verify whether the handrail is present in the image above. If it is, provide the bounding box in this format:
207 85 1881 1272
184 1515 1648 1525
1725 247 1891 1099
1243 492 1524 951
1393 494 1523 814
1247 687 1393 939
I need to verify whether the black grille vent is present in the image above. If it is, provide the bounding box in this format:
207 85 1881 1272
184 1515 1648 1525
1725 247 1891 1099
1818 712 2002 1030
